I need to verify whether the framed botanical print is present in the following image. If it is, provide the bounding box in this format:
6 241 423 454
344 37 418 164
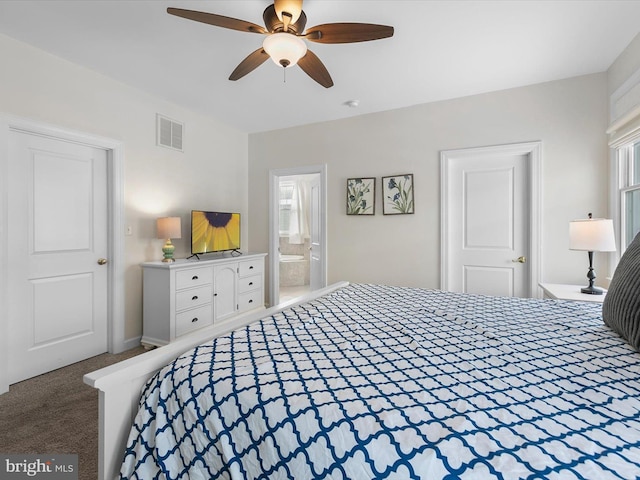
346 177 375 215
382 174 414 215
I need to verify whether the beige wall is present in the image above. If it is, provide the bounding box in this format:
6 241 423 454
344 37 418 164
249 73 609 294
0 34 248 342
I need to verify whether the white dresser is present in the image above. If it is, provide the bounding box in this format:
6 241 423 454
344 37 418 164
141 253 267 347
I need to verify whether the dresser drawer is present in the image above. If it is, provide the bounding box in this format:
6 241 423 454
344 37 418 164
175 304 213 337
238 274 262 294
175 285 212 311
237 289 263 313
238 259 263 277
175 267 213 289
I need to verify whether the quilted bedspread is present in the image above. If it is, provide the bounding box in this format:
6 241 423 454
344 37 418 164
120 284 640 479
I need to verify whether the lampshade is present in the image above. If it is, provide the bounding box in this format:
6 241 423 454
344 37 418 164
263 33 307 68
569 217 616 252
157 217 182 240
274 0 303 24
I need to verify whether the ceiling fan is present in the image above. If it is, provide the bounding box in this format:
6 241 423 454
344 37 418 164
167 0 394 88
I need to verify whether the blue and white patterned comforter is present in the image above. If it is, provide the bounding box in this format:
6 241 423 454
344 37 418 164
121 284 640 479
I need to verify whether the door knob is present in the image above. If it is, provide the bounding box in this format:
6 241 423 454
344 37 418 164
512 256 526 264
97 258 108 265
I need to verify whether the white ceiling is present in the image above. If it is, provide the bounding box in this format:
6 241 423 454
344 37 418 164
1 0 639 133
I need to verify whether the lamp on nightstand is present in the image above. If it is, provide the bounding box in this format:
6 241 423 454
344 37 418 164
569 213 616 295
157 216 181 263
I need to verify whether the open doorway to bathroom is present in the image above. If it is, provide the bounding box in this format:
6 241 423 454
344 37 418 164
277 174 318 302
269 165 327 307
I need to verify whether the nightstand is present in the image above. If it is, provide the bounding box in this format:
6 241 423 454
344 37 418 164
538 283 606 303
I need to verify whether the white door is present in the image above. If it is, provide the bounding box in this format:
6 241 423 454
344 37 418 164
7 130 109 384
442 143 541 298
309 175 323 291
214 264 237 322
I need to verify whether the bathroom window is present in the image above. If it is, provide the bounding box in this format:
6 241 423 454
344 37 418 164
279 182 295 235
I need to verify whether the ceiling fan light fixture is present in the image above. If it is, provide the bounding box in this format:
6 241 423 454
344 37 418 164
263 32 307 68
274 0 303 24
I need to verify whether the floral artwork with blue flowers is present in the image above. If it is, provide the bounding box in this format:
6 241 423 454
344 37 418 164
347 177 375 215
382 174 414 214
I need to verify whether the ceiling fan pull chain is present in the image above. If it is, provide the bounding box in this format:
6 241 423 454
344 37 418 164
283 66 287 84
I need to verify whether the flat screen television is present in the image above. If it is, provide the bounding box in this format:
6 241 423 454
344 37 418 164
191 210 241 256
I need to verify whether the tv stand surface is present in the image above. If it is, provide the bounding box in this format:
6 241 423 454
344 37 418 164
187 250 243 261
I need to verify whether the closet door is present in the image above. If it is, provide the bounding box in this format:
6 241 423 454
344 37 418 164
441 142 541 298
7 130 109 383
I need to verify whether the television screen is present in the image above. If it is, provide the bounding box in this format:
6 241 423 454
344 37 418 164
191 211 241 255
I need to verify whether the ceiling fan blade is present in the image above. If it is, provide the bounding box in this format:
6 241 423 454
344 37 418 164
298 50 333 88
305 23 394 44
167 7 267 34
229 48 270 81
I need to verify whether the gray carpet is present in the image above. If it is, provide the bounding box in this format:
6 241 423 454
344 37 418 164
0 347 145 480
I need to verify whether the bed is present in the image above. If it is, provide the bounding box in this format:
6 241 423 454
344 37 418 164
84 232 640 480
90 279 640 480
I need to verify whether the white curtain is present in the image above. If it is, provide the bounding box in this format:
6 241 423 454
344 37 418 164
288 179 310 244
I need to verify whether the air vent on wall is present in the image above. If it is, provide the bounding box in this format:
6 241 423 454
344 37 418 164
156 114 184 152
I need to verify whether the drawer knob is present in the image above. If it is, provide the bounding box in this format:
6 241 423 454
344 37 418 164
249 266 254 269
249 282 253 286
191 317 198 323
192 275 199 280
192 295 198 300
248 299 253 303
